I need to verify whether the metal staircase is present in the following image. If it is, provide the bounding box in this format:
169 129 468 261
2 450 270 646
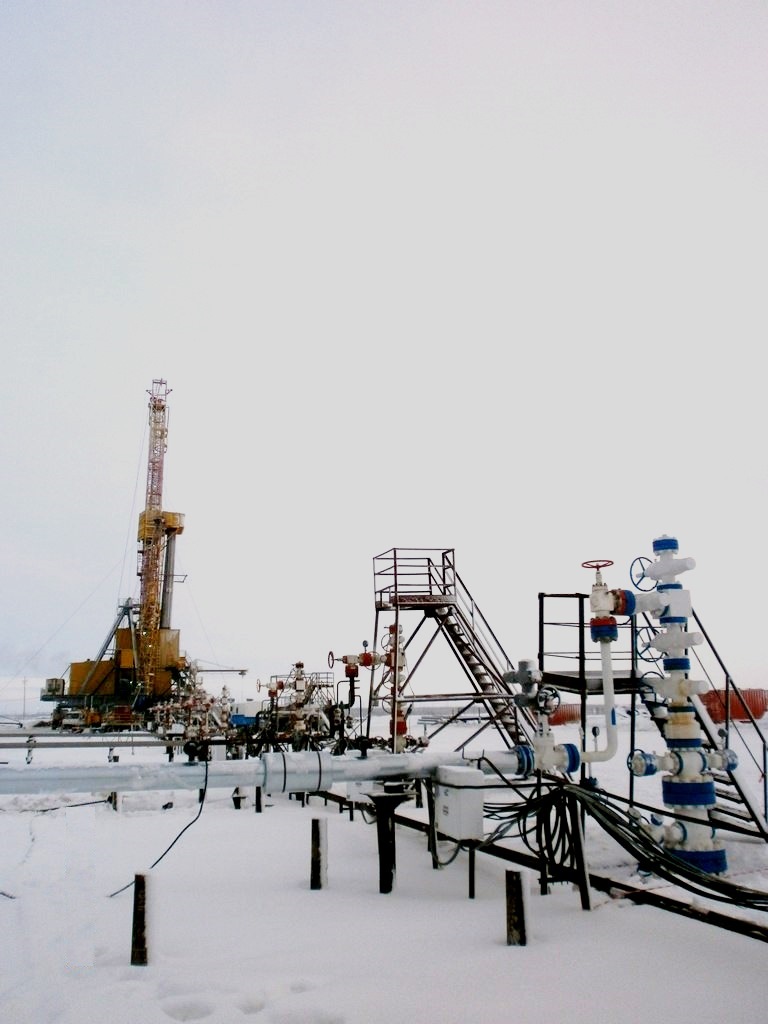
371 548 535 748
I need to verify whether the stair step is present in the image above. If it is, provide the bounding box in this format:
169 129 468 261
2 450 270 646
714 786 746 804
712 802 753 821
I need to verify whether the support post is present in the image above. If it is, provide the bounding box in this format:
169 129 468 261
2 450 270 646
254 786 262 813
424 780 440 870
468 844 476 899
506 870 527 946
567 793 592 910
310 818 327 890
131 874 148 965
369 785 411 894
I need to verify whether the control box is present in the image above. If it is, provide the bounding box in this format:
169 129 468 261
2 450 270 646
435 765 485 841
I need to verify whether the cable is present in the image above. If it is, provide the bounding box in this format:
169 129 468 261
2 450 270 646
568 783 768 911
108 758 209 898
432 839 465 867
9 798 112 814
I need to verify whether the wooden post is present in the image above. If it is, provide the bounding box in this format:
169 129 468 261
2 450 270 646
310 818 327 890
254 786 262 813
131 874 148 965
506 870 527 946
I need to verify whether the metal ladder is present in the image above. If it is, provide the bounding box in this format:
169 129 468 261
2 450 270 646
372 548 535 748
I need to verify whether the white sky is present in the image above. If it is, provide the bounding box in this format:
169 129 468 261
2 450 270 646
2 2 767 702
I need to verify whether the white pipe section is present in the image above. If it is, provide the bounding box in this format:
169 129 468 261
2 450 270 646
0 743 548 797
581 642 618 764
0 749 495 797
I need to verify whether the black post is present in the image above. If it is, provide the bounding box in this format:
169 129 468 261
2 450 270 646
424 780 440 870
567 793 592 910
310 818 327 890
131 874 148 965
506 870 527 946
254 786 262 813
468 844 476 899
414 778 423 809
369 787 411 893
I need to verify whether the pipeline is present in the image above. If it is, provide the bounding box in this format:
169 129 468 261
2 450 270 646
0 746 544 798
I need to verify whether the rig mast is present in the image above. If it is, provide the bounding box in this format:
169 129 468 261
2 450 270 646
136 379 184 703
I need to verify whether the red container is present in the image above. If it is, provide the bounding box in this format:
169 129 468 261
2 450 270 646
700 688 768 723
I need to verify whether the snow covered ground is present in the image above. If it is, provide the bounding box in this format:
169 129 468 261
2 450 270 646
2 715 768 1024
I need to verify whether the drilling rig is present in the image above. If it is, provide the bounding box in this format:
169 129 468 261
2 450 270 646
43 380 193 729
134 378 185 707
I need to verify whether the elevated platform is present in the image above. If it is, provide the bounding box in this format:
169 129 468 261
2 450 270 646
542 670 640 696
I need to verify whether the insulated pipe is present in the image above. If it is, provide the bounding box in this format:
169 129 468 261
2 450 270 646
582 640 618 764
0 747 539 797
581 560 620 766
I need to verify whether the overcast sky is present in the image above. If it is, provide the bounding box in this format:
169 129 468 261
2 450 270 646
2 1 767 705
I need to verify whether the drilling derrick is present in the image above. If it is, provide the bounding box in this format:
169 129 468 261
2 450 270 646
136 379 185 704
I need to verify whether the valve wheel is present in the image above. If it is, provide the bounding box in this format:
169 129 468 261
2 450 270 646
327 650 335 668
581 559 613 570
636 626 662 663
630 556 656 591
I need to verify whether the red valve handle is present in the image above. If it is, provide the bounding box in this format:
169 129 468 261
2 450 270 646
581 559 614 570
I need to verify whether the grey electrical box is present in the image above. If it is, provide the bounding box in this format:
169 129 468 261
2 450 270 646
435 765 485 841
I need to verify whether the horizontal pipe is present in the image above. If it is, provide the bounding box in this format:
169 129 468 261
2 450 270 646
0 737 179 750
0 749 489 796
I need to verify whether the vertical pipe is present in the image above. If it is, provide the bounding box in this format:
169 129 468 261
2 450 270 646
365 605 382 740
160 532 176 629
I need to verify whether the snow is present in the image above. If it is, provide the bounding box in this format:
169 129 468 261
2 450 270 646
2 719 768 1024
